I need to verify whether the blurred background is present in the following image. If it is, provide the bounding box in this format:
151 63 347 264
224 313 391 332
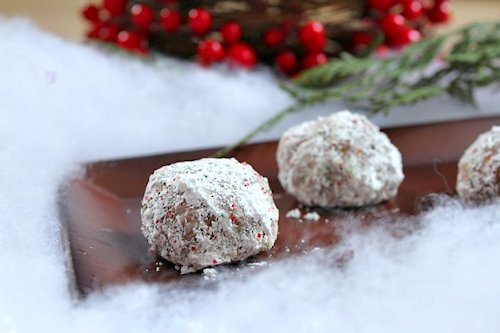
1 0 499 41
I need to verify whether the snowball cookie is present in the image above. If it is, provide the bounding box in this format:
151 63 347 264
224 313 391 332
456 126 500 202
141 158 279 274
277 110 404 207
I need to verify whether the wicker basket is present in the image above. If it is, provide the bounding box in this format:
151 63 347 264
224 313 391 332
143 0 366 62
84 0 449 68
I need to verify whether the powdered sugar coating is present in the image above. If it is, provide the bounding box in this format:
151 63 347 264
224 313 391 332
456 126 500 202
141 158 279 274
277 110 404 207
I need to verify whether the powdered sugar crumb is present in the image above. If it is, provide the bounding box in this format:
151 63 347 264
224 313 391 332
247 262 268 267
202 268 218 278
303 212 321 222
286 208 302 219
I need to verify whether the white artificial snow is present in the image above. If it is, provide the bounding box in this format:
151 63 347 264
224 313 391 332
1 16 500 333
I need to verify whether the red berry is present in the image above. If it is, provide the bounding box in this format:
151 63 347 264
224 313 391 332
375 44 390 56
103 0 127 15
368 0 395 11
188 8 212 36
81 4 100 22
116 30 143 50
135 45 150 56
86 22 102 39
299 21 326 52
86 21 119 42
389 27 421 47
427 0 451 23
263 28 285 47
275 51 297 73
98 22 120 41
301 52 327 70
160 0 177 4
220 21 242 44
280 20 295 34
380 14 406 37
402 0 423 20
160 8 182 32
197 40 225 66
352 31 374 47
227 43 257 69
130 4 154 29
352 32 376 53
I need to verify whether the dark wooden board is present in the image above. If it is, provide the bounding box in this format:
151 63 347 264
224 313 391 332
59 116 500 297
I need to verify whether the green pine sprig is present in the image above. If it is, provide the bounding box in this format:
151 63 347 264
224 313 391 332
213 21 500 158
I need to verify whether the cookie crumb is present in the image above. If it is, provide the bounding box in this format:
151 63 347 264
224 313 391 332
247 261 267 267
303 211 320 222
180 266 195 275
286 208 302 219
202 268 218 279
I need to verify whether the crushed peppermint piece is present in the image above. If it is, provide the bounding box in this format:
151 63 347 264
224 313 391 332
303 211 321 221
285 208 302 219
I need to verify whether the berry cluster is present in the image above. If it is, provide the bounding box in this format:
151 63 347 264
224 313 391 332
81 0 451 74
353 0 452 54
198 20 330 72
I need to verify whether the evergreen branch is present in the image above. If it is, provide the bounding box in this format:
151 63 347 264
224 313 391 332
213 21 500 157
359 31 385 58
293 52 374 87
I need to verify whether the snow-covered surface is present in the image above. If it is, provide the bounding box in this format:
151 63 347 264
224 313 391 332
1 16 500 333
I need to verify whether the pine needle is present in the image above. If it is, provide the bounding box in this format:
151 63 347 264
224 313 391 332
213 21 500 157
